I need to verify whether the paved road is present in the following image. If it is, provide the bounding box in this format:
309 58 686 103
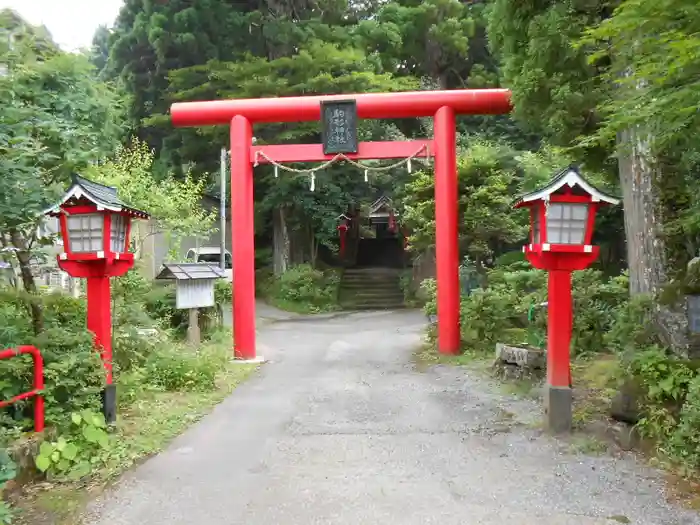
84 309 700 525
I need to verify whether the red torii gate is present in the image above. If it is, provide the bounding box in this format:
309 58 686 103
170 89 512 360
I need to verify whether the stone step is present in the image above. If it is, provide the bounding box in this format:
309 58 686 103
339 303 406 311
338 286 403 294
342 271 401 278
340 275 401 283
339 287 403 297
340 279 401 288
340 297 406 305
338 268 405 309
340 284 400 290
339 294 405 303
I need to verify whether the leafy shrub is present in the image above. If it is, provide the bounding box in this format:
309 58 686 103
0 291 103 435
214 279 232 304
145 346 224 392
399 269 419 306
422 266 630 356
142 282 219 338
34 409 111 481
0 449 16 524
625 346 694 441
421 278 438 318
143 284 187 333
493 250 526 267
266 264 340 313
604 294 661 354
32 328 104 426
668 374 700 471
112 326 168 374
570 271 629 357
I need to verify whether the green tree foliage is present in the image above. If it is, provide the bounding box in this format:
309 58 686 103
355 0 476 89
164 38 420 266
580 0 700 160
487 0 610 152
400 141 569 267
0 15 125 331
104 0 250 144
162 40 417 170
84 140 217 258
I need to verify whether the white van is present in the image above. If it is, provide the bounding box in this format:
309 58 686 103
185 247 233 282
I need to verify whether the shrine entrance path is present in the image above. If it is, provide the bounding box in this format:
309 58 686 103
83 308 699 525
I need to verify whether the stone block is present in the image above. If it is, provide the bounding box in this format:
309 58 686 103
610 378 643 425
495 343 545 369
545 385 572 434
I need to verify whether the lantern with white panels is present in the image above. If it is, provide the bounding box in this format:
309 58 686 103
514 166 619 260
45 175 149 265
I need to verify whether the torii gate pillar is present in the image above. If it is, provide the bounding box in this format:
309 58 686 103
433 106 460 353
171 89 512 360
230 116 257 359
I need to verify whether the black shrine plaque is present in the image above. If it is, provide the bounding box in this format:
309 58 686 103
321 100 358 155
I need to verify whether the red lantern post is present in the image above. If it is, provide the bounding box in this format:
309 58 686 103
336 215 350 261
388 210 397 234
514 166 619 433
45 176 150 423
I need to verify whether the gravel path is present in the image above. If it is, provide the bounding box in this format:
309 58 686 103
83 309 700 525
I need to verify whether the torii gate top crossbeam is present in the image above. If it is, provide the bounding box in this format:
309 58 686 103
170 89 511 127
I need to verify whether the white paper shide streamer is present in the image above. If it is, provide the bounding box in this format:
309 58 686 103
251 144 430 192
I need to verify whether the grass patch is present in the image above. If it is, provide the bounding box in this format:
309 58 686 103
412 340 492 372
499 378 540 399
265 295 339 315
571 355 620 429
10 336 259 525
567 435 609 456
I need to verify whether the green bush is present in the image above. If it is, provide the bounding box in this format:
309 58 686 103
145 345 224 392
266 264 339 313
604 293 661 354
214 279 232 304
571 271 629 357
399 269 420 306
142 284 187 333
34 409 111 482
0 448 16 524
668 373 700 471
422 266 630 356
493 250 526 267
0 291 103 436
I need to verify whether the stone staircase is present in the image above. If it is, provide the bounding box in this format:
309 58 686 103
338 267 405 310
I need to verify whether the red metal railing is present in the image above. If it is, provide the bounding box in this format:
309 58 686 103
0 346 45 432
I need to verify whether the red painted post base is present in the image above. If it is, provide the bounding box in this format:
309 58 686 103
58 256 133 424
525 249 599 433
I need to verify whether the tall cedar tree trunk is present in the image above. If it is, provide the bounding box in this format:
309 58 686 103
272 206 291 276
9 228 43 334
617 129 688 354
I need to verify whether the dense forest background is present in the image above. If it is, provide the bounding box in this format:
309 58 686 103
5 0 700 348
95 0 700 343
3 0 700 340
